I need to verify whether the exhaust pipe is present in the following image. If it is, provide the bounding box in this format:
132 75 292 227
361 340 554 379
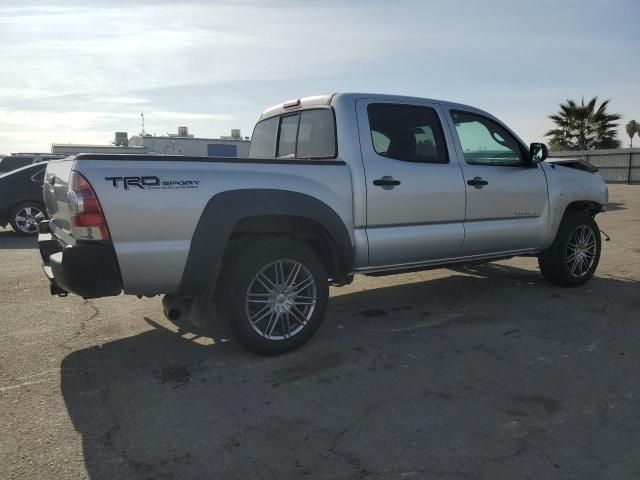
161 294 213 329
162 295 182 321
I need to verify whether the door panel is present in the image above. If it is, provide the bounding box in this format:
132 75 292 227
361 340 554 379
461 164 549 253
357 100 466 266
443 107 549 255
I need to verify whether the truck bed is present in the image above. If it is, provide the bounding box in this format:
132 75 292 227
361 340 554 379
44 154 353 295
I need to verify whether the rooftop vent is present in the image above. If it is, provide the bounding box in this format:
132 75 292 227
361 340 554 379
114 132 128 147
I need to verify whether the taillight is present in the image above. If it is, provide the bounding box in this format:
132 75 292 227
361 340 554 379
68 171 110 240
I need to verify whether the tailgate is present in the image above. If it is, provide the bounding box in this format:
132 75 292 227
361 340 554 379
43 157 75 246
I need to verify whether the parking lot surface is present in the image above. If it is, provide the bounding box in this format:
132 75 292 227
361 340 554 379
1 185 639 480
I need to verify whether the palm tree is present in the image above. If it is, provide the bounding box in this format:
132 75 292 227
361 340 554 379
546 97 622 151
626 120 638 148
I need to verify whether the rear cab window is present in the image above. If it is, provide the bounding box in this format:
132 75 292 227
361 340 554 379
249 108 336 160
248 117 278 158
277 114 298 158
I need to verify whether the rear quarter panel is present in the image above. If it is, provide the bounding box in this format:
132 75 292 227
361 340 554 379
43 159 75 246
73 159 353 295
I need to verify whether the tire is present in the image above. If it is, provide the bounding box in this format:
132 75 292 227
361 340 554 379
9 202 46 236
538 212 601 287
216 238 329 355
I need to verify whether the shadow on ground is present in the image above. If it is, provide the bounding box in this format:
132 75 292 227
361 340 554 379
61 263 640 479
0 228 37 249
605 202 626 211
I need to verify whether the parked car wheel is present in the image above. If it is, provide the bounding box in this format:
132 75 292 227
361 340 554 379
217 239 329 355
9 202 46 236
538 212 601 287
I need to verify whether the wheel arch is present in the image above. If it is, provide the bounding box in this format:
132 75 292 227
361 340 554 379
545 199 606 250
564 200 605 216
10 198 46 214
225 215 345 281
177 189 354 297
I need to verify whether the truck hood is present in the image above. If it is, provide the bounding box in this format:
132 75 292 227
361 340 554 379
545 157 598 173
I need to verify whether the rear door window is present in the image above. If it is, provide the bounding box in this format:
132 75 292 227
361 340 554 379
367 104 448 163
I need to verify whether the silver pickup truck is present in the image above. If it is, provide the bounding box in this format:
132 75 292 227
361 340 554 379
38 93 608 355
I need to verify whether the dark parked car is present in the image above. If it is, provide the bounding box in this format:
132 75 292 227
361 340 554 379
0 154 64 174
0 162 48 236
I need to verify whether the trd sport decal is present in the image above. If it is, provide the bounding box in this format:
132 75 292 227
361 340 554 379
105 176 200 190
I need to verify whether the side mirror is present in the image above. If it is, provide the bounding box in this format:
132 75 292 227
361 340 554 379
529 142 548 164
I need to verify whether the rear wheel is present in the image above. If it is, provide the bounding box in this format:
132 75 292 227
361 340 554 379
9 202 46 236
216 239 329 355
538 212 601 287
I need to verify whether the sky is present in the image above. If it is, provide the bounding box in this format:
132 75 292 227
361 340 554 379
0 0 638 154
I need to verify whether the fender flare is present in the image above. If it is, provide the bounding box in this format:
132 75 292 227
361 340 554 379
177 189 353 296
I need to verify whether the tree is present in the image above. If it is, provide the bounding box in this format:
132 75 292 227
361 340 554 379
545 97 622 151
626 120 638 148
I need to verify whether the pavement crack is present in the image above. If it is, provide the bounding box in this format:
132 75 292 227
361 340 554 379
501 327 521 336
326 402 385 476
58 300 100 350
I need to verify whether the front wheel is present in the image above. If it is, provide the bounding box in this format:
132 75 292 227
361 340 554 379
216 239 329 355
538 212 602 287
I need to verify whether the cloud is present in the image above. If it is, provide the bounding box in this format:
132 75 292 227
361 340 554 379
0 129 114 153
151 111 232 121
0 0 387 151
0 109 232 130
0 2 386 99
0 0 637 152
0 108 235 152
91 96 151 105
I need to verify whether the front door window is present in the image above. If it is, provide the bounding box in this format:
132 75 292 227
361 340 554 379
451 110 525 166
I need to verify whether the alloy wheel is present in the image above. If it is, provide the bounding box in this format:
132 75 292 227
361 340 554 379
14 206 45 234
565 224 597 278
245 259 317 340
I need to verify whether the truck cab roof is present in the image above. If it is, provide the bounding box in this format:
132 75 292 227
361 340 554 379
258 92 488 121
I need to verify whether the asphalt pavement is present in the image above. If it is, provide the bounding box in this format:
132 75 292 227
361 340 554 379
1 185 639 480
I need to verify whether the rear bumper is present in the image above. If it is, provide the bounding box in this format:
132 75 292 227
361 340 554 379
38 222 122 298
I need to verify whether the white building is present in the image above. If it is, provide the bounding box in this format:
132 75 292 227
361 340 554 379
52 128 250 157
50 144 144 155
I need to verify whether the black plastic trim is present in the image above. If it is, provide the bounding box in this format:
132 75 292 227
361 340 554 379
177 189 354 297
38 219 51 234
39 234 122 298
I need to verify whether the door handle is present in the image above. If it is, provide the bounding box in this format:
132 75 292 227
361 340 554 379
373 176 401 189
467 176 488 188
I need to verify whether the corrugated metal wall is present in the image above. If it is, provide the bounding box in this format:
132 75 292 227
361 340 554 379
549 148 640 184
